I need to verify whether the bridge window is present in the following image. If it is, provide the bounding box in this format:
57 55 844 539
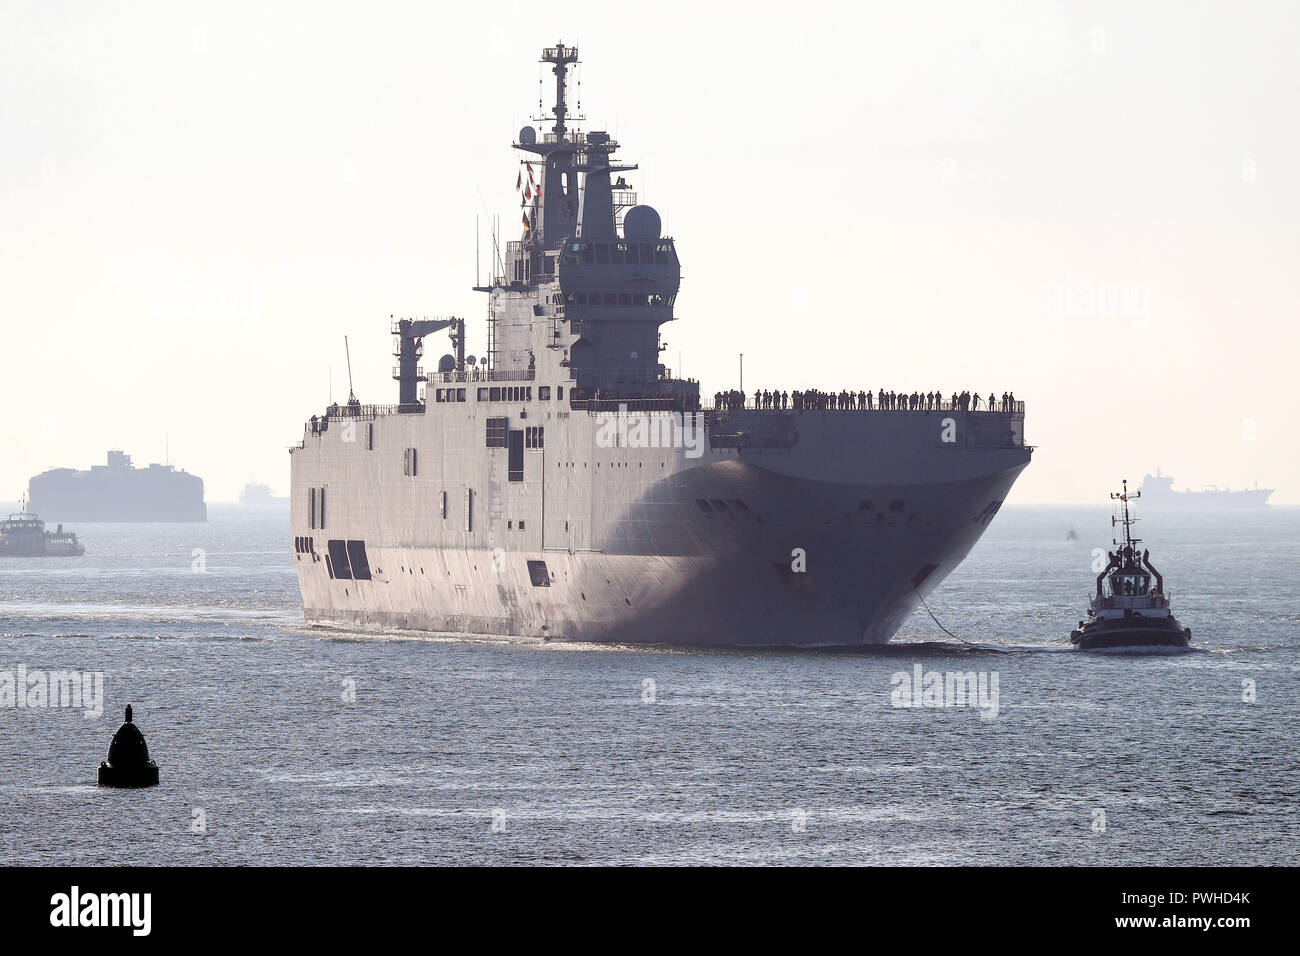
595 244 609 264
581 245 593 264
625 243 639 264
539 386 551 400
611 243 625 264
618 294 632 305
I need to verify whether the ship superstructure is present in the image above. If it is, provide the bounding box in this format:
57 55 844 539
288 44 1032 647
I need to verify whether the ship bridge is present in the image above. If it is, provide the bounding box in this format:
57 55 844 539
479 42 688 399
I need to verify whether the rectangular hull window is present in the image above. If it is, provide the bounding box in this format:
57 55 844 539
326 539 352 580
345 540 372 580
526 560 550 587
508 430 524 481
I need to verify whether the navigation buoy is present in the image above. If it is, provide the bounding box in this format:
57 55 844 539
97 704 160 788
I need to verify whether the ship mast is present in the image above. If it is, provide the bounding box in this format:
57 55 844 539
1110 479 1141 554
543 42 579 140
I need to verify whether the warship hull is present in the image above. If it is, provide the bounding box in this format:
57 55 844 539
292 407 1029 647
288 43 1031 647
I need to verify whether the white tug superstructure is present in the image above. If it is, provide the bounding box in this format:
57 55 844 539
288 43 1032 647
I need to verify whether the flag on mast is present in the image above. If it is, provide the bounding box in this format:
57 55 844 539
515 169 522 190
521 210 530 232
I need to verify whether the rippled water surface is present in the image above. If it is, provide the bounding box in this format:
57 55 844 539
1 504 1296 865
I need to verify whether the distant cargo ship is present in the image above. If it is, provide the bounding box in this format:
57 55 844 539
239 481 288 509
1139 468 1273 509
29 450 207 522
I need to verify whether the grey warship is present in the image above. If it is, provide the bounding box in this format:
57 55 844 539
288 43 1032 647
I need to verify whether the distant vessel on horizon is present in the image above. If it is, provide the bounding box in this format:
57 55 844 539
0 497 85 557
29 450 207 522
239 481 288 509
1139 467 1272 509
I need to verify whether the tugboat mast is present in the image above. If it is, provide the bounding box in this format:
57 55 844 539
1111 479 1141 552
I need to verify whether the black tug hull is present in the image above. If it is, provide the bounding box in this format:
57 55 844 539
1070 618 1191 650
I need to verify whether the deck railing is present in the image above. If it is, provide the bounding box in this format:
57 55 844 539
710 399 1026 415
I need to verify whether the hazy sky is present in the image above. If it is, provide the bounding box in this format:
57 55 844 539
3 0 1298 504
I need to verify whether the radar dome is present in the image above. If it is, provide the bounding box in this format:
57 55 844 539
623 205 662 240
518 126 537 145
437 354 456 373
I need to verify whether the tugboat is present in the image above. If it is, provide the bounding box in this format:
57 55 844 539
1070 480 1191 650
0 496 85 557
